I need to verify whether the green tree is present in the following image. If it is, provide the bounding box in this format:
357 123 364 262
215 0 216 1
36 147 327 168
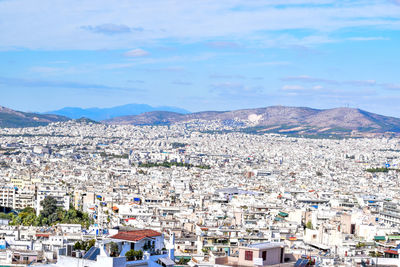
41 217 48 226
21 207 36 214
40 196 58 218
306 221 313 230
74 241 83 250
22 213 36 226
125 250 137 261
109 242 119 257
7 200 92 227
356 242 365 248
85 239 96 251
73 239 96 251
0 213 11 220
178 257 190 264
125 250 143 261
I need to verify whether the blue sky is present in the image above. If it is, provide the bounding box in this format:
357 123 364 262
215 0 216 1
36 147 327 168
0 0 400 116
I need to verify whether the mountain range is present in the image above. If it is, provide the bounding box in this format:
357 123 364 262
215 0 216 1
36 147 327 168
104 106 400 136
2 105 400 137
46 104 190 121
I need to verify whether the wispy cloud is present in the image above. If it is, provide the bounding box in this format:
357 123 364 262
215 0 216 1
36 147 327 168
249 61 291 67
206 41 240 49
30 66 64 74
102 63 135 70
0 76 139 93
210 82 264 98
140 66 185 72
172 80 192 86
282 75 339 84
81 23 143 35
282 76 378 87
282 85 305 91
1 0 400 50
127 80 145 84
209 74 246 79
280 75 400 96
383 83 400 90
124 48 149 57
347 37 389 41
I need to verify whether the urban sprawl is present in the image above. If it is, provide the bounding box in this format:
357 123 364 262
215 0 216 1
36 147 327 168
1 120 400 267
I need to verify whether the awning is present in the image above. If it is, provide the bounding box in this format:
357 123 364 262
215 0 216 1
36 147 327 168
388 236 400 240
159 257 175 266
306 242 330 251
385 250 399 255
279 212 289 217
374 236 386 241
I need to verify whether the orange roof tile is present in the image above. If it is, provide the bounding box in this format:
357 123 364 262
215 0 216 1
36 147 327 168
36 233 51 238
110 229 161 242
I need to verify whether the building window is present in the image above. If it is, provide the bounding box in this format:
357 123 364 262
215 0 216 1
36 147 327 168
262 251 267 261
245 251 253 261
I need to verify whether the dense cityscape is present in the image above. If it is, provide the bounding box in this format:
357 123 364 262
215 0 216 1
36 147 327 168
0 119 400 266
1 0 400 266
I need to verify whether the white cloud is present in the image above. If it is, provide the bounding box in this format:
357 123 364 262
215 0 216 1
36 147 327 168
30 66 64 73
282 76 379 87
210 82 264 98
206 41 240 48
348 37 389 41
81 24 133 35
124 48 149 57
282 85 305 90
384 83 400 90
0 0 399 50
251 61 291 66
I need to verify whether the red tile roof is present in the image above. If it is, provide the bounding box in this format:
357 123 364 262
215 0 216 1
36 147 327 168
36 233 51 238
110 229 161 242
385 250 399 255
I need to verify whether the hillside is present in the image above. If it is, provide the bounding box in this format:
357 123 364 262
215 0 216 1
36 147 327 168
0 106 69 128
104 106 400 136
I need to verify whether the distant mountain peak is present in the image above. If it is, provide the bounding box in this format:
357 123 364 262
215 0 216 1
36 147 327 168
46 103 190 121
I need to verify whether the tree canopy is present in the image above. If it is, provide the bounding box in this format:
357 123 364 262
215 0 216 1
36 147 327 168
9 196 93 227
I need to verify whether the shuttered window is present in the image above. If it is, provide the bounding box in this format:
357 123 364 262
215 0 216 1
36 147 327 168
245 251 253 261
